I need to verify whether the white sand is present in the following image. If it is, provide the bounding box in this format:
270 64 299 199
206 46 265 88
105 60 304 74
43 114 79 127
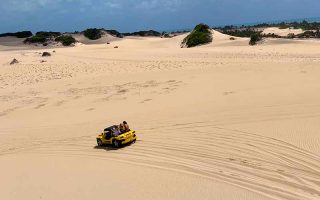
71 31 122 45
1 31 320 200
262 27 304 37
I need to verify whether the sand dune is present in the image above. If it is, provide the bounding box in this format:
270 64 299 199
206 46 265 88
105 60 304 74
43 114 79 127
262 27 304 37
1 34 320 200
71 31 122 45
0 36 25 47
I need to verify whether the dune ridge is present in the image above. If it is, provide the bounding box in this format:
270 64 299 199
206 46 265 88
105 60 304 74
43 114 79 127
1 32 320 200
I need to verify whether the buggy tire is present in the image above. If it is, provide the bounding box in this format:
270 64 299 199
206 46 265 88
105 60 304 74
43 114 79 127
97 139 103 147
112 140 121 148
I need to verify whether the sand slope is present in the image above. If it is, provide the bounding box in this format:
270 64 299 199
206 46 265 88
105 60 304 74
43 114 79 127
1 35 320 200
262 27 304 37
71 31 122 45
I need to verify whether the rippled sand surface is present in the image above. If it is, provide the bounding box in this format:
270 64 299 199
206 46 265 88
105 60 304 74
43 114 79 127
1 32 320 200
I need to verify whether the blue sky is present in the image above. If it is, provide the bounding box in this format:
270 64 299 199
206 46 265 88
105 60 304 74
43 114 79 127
0 0 319 33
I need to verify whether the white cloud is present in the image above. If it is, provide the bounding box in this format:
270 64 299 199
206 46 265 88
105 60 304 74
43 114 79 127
2 0 53 11
104 2 121 9
1 0 89 12
104 0 183 11
0 0 183 13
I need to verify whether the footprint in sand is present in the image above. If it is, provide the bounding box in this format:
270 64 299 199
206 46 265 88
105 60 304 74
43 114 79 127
118 89 128 94
223 91 234 96
140 99 152 103
34 104 46 109
73 96 82 99
55 101 65 106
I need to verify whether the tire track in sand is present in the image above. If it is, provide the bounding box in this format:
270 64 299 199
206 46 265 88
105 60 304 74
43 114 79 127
1 121 320 200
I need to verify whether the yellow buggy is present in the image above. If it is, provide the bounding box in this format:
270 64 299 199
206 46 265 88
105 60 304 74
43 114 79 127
96 126 137 148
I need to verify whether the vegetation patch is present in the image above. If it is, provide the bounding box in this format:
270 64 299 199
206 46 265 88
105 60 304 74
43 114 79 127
161 32 175 38
105 29 123 38
296 30 320 38
249 33 263 45
24 31 61 44
222 29 262 38
182 23 212 48
217 20 320 31
123 30 161 37
0 31 32 38
24 35 47 44
35 31 61 38
83 28 102 40
10 58 19 65
55 35 76 46
217 20 320 40
42 52 51 57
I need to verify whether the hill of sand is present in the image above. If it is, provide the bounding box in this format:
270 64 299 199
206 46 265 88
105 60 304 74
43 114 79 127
207 30 249 46
0 31 121 50
262 27 304 37
0 36 25 47
71 31 122 45
1 33 320 200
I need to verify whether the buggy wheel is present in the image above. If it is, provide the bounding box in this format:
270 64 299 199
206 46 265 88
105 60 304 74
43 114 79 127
97 139 103 147
112 140 121 148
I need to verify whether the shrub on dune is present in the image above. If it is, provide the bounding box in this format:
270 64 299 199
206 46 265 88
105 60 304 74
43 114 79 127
123 30 161 37
0 31 33 38
24 31 61 44
182 23 212 48
42 52 51 57
249 33 262 45
83 28 102 40
24 35 47 44
10 58 19 65
105 29 123 38
35 31 61 38
161 32 171 38
222 29 261 38
15 31 33 38
296 30 320 38
55 35 76 46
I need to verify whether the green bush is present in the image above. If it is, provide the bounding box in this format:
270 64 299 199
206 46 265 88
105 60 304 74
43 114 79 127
35 31 61 38
105 29 123 38
162 32 171 38
263 33 281 38
24 35 47 43
15 31 33 38
279 22 289 29
24 31 61 44
249 33 262 45
182 23 212 48
42 52 51 57
83 28 102 40
296 30 320 38
287 33 295 39
55 35 76 46
0 31 33 38
123 30 161 37
222 29 261 38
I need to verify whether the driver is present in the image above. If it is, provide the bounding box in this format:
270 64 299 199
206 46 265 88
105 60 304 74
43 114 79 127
112 126 120 136
123 121 130 132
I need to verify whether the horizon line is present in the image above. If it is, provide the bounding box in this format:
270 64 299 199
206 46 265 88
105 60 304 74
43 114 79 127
1 16 320 34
